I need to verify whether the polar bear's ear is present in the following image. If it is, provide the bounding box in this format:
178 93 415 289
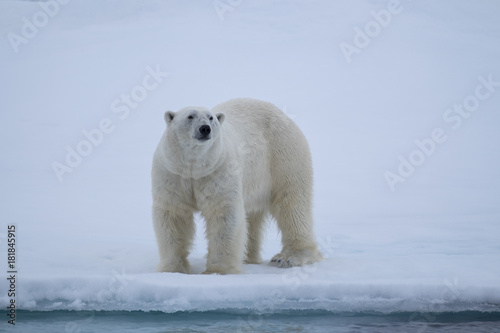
164 111 175 125
216 112 225 125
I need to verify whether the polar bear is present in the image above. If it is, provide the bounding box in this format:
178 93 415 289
152 98 322 274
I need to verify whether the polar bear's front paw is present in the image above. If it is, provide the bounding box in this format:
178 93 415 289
203 265 241 275
269 249 322 268
244 254 263 265
156 260 189 274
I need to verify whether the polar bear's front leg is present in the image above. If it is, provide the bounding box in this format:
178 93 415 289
202 199 247 274
152 206 195 274
245 211 265 264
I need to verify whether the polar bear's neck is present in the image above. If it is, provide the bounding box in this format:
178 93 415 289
164 135 226 180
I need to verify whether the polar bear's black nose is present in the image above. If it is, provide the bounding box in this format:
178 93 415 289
199 125 211 136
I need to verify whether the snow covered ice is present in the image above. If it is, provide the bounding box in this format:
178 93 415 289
0 0 499 320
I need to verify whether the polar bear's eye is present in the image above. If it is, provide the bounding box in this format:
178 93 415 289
188 115 193 120
209 116 213 121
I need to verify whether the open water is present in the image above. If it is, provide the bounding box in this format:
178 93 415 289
3 310 500 332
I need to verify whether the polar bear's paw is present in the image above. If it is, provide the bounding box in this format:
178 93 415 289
269 248 322 268
203 266 242 275
156 260 189 274
244 254 263 265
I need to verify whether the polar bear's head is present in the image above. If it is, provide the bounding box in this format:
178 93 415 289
164 106 225 146
159 106 226 178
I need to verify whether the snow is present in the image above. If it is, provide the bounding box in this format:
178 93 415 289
1 0 500 315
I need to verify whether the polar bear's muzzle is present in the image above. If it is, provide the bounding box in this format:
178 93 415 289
196 125 212 141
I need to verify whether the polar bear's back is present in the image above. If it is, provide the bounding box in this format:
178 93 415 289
212 98 313 211
212 98 305 141
212 98 284 128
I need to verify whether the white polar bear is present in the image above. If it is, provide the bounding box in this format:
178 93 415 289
152 98 322 274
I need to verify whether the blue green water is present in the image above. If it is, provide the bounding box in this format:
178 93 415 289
4 310 500 332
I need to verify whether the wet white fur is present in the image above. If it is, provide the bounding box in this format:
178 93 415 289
152 98 322 274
